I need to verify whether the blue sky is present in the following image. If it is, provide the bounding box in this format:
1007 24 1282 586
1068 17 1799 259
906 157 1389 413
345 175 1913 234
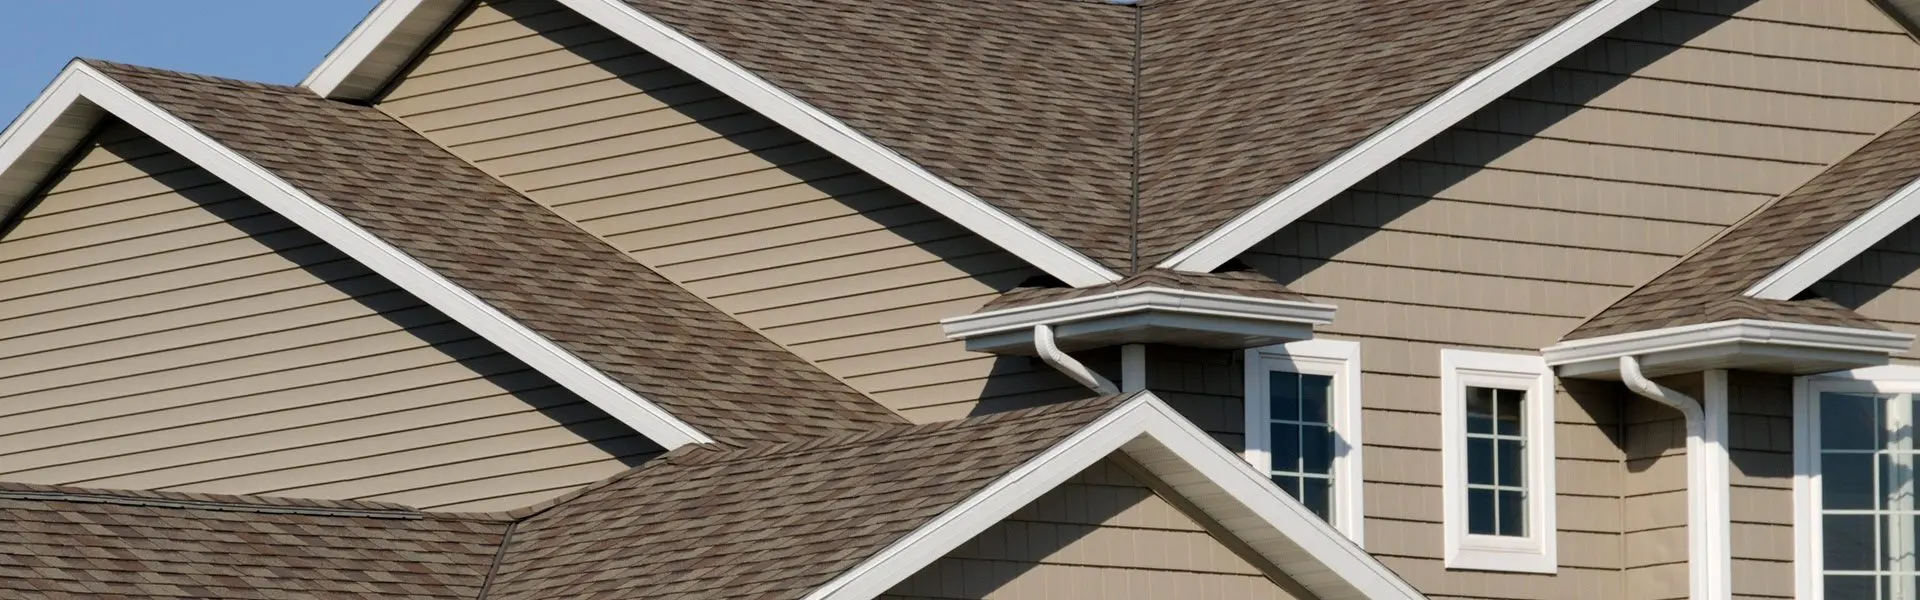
0 1 381 121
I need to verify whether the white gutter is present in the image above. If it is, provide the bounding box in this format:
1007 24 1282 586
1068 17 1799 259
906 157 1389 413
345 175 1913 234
1619 357 1730 600
1544 319 1912 378
1034 324 1118 395
942 288 1336 340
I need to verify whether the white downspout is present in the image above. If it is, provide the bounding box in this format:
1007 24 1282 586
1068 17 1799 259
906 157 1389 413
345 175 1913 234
1619 356 1729 600
1033 324 1119 395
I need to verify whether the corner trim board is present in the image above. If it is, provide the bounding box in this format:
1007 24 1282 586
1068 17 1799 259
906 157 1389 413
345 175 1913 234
1155 0 1662 272
302 0 1123 287
1 61 714 448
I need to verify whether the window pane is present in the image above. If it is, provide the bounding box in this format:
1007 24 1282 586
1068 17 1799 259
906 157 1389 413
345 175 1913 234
1303 478 1332 521
1272 422 1300 473
1823 393 1881 451
1468 488 1496 535
1302 425 1334 475
1301 374 1332 424
1824 575 1876 600
1270 371 1301 422
1823 452 1873 510
1497 439 1524 488
1825 514 1877 571
1467 438 1494 486
1495 389 1524 437
1272 475 1301 500
1467 387 1495 435
1497 490 1526 537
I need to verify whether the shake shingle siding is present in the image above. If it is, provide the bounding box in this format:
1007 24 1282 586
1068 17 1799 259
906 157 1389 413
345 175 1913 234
378 0 1091 424
0 121 652 512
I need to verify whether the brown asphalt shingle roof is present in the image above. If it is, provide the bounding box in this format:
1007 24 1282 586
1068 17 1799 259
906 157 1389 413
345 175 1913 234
85 60 905 445
0 482 510 599
981 268 1310 312
0 394 1142 600
617 0 1596 271
1566 110 1920 340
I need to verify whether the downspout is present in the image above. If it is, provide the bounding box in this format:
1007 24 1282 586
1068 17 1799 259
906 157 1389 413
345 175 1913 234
1033 324 1119 395
1619 356 1729 600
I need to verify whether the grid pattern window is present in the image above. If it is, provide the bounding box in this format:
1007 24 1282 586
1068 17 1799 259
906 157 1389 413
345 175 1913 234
1245 339 1364 544
1798 372 1920 600
1465 387 1527 537
1440 350 1555 574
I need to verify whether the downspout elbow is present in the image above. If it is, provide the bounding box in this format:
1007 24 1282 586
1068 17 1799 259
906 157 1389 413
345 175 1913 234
1033 324 1119 395
1619 356 1703 424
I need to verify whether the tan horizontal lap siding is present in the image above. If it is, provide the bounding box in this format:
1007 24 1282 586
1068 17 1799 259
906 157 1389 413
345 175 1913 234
883 457 1303 600
380 0 1078 423
1235 1 1920 597
0 122 653 512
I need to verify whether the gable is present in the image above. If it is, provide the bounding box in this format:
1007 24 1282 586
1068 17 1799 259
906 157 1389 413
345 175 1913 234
0 121 658 511
377 0 1089 423
882 457 1305 600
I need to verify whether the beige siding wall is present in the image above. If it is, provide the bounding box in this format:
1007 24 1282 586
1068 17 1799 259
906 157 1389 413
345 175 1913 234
378 0 1078 424
881 457 1303 600
0 122 655 512
1232 1 1920 597
1724 371 1796 599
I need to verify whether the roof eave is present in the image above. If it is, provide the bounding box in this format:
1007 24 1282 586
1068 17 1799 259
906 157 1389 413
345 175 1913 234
0 61 715 448
939 287 1336 354
1544 319 1914 380
303 0 1123 288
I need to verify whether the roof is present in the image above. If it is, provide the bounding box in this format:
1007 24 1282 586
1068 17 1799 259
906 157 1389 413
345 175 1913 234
1566 110 1920 340
982 268 1309 312
599 0 1596 271
0 482 510 600
0 395 1141 600
81 60 903 445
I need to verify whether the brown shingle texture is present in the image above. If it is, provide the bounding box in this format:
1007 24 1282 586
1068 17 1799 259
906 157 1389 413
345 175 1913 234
621 0 1139 269
1568 111 1920 339
609 0 1596 269
85 60 904 445
0 482 509 600
981 268 1310 312
1134 0 1596 265
0 395 1141 600
487 393 1140 600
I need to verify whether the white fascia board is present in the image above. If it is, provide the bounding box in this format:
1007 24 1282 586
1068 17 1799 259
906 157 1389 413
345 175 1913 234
1156 0 1661 273
0 65 100 223
1745 175 1920 300
303 0 468 99
306 0 1121 287
940 287 1337 341
2 62 713 448
1543 319 1914 376
803 392 1424 600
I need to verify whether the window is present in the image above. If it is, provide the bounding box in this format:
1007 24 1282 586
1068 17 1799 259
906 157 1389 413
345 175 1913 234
1440 349 1556 573
1796 368 1920 599
1244 339 1363 543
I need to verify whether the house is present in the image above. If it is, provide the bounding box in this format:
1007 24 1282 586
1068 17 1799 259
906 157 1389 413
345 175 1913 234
5 0 1920 597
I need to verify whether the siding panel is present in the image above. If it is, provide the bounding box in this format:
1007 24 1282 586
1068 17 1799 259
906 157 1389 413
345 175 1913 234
0 122 654 512
379 0 1068 421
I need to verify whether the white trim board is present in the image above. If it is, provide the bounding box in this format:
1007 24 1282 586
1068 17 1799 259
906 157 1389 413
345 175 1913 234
1746 174 1920 300
803 392 1426 600
1437 349 1558 574
0 61 714 448
1156 0 1662 272
302 0 1122 288
1244 339 1366 545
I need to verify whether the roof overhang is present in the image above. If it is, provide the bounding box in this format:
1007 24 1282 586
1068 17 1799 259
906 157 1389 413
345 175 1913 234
1544 319 1913 379
805 392 1426 600
940 288 1336 354
302 0 1123 288
0 60 714 448
1156 0 1663 273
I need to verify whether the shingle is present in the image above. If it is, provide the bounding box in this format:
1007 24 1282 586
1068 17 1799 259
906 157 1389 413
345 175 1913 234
1566 111 1920 339
981 268 1309 312
84 60 905 445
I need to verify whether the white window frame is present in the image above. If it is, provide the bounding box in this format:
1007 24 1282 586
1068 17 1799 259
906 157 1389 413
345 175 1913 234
1440 349 1557 574
1795 365 1920 599
1244 339 1365 544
